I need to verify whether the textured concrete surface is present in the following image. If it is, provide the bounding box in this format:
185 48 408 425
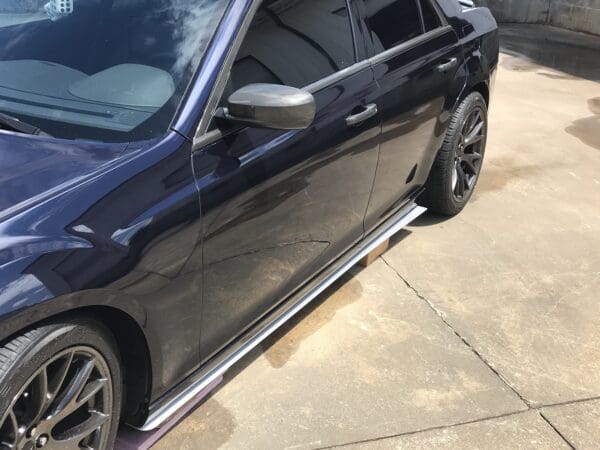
155 262 526 449
340 412 569 449
154 25 600 449
476 0 600 35
541 399 600 449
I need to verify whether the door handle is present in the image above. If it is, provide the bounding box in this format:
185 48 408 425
437 57 458 73
346 103 378 127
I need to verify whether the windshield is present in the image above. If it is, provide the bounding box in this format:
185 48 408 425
0 0 230 142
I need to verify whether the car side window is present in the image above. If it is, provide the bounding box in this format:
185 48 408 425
420 0 443 31
363 0 422 52
221 0 355 104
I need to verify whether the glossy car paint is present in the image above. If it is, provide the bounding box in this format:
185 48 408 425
363 25 466 230
194 67 381 361
0 0 498 428
0 130 201 421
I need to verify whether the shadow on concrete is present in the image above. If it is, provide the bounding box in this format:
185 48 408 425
500 24 600 82
152 270 364 446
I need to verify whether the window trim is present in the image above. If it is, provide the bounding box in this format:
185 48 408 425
416 0 426 34
360 0 449 60
368 25 452 65
193 24 452 152
192 0 453 152
193 0 362 150
418 0 448 31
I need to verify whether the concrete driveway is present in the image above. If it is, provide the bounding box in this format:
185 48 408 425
154 25 600 449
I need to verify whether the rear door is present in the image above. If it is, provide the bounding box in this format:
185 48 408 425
360 0 465 231
193 0 381 361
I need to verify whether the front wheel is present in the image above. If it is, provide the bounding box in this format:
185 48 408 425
420 91 488 216
0 319 122 450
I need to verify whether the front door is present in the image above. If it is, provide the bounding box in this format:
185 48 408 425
193 0 381 361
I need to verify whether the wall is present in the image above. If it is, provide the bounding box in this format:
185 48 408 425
475 0 600 35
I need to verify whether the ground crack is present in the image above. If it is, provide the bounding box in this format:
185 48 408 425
539 411 576 449
380 256 532 409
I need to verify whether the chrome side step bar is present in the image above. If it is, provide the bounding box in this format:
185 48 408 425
139 202 427 431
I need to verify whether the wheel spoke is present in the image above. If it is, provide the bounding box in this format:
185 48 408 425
77 379 108 407
464 121 484 147
465 110 478 135
48 352 74 402
28 367 50 427
462 152 481 174
54 411 109 449
1 411 19 448
455 164 466 197
48 357 96 421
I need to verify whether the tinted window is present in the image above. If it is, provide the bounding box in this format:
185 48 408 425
420 0 443 31
364 0 422 51
223 0 355 99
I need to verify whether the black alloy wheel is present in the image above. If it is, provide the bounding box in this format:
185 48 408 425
452 106 486 200
420 91 488 216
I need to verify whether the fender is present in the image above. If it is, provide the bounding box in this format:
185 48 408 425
0 130 205 404
459 6 499 101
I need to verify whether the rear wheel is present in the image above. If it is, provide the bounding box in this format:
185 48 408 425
420 92 488 215
0 319 121 450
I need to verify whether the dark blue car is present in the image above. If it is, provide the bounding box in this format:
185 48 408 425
0 0 498 448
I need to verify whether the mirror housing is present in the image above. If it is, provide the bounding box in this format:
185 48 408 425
222 83 316 130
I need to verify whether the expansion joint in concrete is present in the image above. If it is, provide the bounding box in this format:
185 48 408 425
539 411 576 449
316 409 528 450
380 256 532 409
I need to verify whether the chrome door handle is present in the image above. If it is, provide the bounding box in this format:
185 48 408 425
346 103 378 127
437 57 458 73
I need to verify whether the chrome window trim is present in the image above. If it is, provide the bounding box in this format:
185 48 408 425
304 59 372 93
192 4 452 151
368 25 452 66
306 25 453 96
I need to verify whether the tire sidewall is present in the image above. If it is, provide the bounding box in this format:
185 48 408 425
0 319 122 449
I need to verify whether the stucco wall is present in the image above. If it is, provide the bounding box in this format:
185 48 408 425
475 0 600 35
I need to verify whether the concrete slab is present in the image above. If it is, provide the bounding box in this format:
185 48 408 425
382 28 600 407
154 260 525 449
541 399 600 449
339 411 570 449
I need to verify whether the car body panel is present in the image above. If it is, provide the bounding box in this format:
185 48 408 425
0 0 499 428
362 24 466 230
194 66 380 361
0 131 204 405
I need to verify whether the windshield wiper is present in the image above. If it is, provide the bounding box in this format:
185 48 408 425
0 112 51 137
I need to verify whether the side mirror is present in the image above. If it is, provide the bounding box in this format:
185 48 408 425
222 83 316 130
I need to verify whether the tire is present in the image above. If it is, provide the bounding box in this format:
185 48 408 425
0 318 122 450
420 91 488 216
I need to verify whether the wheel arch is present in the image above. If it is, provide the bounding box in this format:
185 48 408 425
82 305 152 426
0 301 154 427
471 81 489 106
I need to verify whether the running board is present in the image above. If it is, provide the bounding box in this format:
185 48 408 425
139 202 427 431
